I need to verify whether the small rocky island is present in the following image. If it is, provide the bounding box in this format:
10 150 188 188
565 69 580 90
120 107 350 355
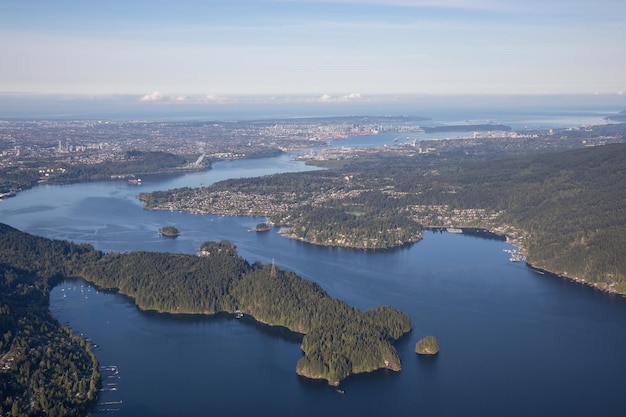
255 222 272 232
415 336 439 355
158 226 181 237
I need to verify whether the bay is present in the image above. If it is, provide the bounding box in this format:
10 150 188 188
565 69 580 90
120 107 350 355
3 153 626 416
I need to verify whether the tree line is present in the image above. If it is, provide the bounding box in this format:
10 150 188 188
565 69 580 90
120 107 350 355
0 223 413 406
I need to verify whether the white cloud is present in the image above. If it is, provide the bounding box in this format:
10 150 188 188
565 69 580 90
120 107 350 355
316 93 362 102
139 91 163 102
138 92 239 104
340 92 361 101
200 94 237 103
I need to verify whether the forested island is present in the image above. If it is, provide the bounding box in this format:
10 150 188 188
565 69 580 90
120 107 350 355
158 226 181 237
255 222 272 232
139 135 626 295
0 223 412 411
415 336 440 355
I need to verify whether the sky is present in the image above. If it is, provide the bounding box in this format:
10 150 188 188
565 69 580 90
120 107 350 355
0 0 625 115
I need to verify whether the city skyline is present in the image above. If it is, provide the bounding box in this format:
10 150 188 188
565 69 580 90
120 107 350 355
1 0 625 105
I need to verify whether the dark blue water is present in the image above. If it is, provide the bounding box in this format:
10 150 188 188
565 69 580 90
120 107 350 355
3 154 626 417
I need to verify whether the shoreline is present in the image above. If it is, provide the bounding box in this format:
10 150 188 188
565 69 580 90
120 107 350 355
277 227 423 250
524 261 625 297
427 225 626 297
144 203 626 297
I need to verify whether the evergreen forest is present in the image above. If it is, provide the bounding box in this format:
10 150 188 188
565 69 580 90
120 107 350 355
141 142 626 293
0 224 101 417
0 222 412 417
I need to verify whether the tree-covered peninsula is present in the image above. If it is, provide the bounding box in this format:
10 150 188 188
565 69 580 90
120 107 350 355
0 224 412 396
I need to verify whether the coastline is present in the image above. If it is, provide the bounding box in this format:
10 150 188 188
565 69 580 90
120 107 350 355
145 201 626 297
492 227 626 297
427 225 626 297
77 263 409 387
1 164 212 201
277 226 423 250
523 261 625 297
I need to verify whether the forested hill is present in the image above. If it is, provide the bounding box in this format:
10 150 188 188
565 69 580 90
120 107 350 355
0 224 412 390
405 143 626 292
139 142 626 294
328 143 626 292
0 223 101 417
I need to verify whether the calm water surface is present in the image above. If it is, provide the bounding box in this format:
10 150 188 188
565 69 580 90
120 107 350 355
3 154 626 417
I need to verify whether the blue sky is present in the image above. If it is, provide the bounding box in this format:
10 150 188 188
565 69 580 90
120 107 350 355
1 0 625 105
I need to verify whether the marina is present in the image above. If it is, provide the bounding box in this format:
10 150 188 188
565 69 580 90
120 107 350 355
94 366 122 414
503 248 526 262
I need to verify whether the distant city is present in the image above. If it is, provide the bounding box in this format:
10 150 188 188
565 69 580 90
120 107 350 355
1 115 624 201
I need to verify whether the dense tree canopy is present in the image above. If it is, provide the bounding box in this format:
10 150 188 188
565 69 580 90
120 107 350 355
0 224 101 417
415 336 440 355
140 142 626 293
0 223 412 397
